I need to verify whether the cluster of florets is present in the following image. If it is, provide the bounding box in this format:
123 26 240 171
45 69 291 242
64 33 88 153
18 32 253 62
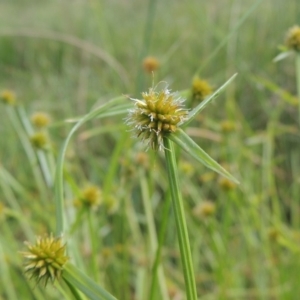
191 77 212 102
127 86 188 151
21 235 68 286
286 25 300 52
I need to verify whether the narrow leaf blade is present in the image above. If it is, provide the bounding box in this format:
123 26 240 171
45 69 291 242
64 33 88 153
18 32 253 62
169 128 239 184
63 263 118 300
273 51 293 63
54 96 127 235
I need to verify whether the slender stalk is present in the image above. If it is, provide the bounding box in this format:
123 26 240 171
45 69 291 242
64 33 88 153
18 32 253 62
139 170 169 300
17 106 53 187
296 53 300 125
135 0 158 92
149 191 172 300
54 96 126 235
163 137 198 300
5 106 47 202
0 242 18 300
87 211 99 282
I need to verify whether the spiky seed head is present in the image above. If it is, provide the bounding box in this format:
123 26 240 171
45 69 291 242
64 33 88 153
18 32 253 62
142 56 160 73
30 132 48 149
0 90 16 105
191 77 213 102
31 112 51 128
126 86 188 151
21 235 68 286
286 25 300 52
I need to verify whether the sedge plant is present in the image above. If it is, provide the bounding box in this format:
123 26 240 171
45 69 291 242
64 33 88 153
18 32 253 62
18 72 238 299
126 75 239 300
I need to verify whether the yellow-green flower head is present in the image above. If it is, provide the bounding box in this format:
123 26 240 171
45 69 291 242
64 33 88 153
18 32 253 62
21 235 68 286
31 112 51 128
142 56 160 73
286 25 300 52
191 77 212 102
30 132 48 149
0 90 16 105
127 85 188 151
75 185 101 208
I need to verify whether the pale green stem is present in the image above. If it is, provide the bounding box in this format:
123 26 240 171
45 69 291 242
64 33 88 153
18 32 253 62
296 52 300 125
5 106 47 202
87 211 99 282
63 263 117 300
123 182 147 299
135 0 158 92
17 106 53 187
0 242 18 300
149 191 172 300
54 96 126 235
139 170 170 300
163 137 198 300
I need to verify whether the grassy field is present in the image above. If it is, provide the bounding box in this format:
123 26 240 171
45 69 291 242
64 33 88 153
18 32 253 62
1 0 300 299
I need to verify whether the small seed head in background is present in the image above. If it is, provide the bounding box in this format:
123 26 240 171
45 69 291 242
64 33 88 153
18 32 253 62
0 90 16 105
74 185 102 209
21 235 68 286
142 56 160 73
31 112 51 128
219 177 236 191
199 171 216 183
191 77 213 103
220 120 236 133
286 25 300 52
126 86 188 151
30 132 49 150
193 201 216 218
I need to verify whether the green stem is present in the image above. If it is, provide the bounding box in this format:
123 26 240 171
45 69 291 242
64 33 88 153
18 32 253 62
62 276 86 300
54 96 126 236
296 53 300 125
139 170 169 300
163 137 198 300
17 106 53 186
149 191 172 300
6 106 47 203
87 211 99 282
135 0 158 92
63 263 118 300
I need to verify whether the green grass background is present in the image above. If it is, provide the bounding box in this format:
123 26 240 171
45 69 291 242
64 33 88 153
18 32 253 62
1 0 300 299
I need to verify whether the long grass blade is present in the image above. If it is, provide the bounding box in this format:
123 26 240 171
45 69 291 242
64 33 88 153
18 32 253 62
169 128 239 183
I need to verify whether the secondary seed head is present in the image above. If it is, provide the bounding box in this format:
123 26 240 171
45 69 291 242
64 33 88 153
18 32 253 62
31 112 51 128
126 86 188 151
21 235 68 286
191 77 212 102
0 90 16 105
142 56 160 73
30 132 48 149
286 25 300 52
74 185 102 209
